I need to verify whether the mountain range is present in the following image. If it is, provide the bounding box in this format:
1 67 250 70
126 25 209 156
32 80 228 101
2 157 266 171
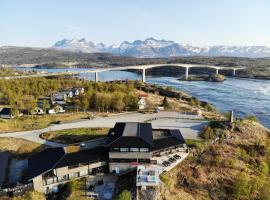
53 37 270 58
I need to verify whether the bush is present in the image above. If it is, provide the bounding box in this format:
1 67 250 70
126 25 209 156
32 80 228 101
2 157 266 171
203 103 214 112
245 115 257 122
236 148 250 162
115 190 132 200
189 97 200 106
162 97 170 109
230 172 251 200
200 126 216 140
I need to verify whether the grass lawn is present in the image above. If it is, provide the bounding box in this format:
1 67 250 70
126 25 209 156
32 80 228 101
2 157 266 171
0 112 89 133
0 137 46 158
41 128 109 144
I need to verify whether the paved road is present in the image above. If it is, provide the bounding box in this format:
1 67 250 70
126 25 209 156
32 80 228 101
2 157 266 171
0 112 208 147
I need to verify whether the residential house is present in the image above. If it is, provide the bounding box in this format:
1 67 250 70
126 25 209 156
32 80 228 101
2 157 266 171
137 92 148 110
107 122 186 174
48 105 65 114
137 98 146 110
71 87 84 96
2 122 187 195
53 92 68 102
31 107 44 115
27 146 108 194
0 108 22 119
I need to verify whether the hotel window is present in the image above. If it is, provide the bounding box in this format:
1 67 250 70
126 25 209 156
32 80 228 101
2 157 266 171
113 148 119 151
130 148 139 152
120 148 129 152
140 148 149 152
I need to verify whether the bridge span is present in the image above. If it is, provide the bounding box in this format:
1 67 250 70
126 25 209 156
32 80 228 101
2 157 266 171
2 64 246 82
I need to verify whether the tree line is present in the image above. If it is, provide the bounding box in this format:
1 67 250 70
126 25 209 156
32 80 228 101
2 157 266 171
0 77 140 114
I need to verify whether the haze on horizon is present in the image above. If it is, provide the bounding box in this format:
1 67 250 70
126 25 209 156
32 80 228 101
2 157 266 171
0 0 270 47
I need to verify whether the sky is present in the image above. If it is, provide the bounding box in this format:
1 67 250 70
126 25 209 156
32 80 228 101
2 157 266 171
0 0 270 47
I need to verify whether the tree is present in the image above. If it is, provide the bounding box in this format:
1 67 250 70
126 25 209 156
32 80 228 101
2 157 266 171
24 96 36 115
124 93 138 111
162 97 170 109
74 99 81 112
200 126 215 139
111 92 125 112
42 100 50 114
79 95 89 112
103 93 111 112
116 190 132 200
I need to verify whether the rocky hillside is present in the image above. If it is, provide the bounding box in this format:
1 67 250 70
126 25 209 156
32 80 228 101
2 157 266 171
159 119 270 200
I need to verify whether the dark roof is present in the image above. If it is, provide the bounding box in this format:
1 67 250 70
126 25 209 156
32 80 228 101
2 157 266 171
153 129 185 150
27 147 108 180
107 122 153 148
0 108 12 115
55 147 107 168
27 147 65 180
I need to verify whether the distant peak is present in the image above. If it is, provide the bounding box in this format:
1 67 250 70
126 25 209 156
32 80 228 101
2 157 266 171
52 37 270 58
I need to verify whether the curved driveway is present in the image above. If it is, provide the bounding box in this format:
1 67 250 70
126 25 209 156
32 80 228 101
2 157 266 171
0 112 208 147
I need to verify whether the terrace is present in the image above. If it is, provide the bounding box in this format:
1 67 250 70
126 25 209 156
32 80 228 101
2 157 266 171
136 166 160 188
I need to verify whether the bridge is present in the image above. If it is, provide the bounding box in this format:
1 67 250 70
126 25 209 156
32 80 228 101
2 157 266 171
1 64 246 82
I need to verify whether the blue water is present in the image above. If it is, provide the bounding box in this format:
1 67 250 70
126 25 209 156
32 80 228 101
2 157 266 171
17 67 270 128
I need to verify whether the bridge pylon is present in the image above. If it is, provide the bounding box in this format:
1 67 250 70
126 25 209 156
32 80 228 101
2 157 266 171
142 68 146 83
95 72 99 82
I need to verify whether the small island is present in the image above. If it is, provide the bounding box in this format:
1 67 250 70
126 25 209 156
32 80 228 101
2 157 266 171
178 74 226 82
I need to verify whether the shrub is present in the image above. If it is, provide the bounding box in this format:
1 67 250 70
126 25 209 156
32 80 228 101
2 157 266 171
203 103 214 112
230 172 251 200
236 148 250 162
189 97 200 106
162 97 170 109
200 126 216 140
116 190 132 200
245 115 257 122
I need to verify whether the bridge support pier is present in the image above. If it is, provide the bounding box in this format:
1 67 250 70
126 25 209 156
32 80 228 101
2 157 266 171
95 72 99 82
185 67 189 80
232 69 236 76
215 68 219 74
142 68 146 83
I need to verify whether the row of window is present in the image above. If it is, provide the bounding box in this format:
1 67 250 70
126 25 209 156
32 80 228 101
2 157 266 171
109 158 150 163
43 166 108 186
111 147 149 152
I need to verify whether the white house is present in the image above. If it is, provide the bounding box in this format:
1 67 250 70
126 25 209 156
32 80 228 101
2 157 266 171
71 87 84 96
138 98 146 110
53 92 68 101
31 107 44 115
48 105 65 114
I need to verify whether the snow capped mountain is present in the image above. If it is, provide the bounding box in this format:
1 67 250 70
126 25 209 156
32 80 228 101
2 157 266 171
52 38 270 58
53 38 100 53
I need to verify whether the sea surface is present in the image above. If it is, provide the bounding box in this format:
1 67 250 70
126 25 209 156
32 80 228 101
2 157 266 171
17 67 270 128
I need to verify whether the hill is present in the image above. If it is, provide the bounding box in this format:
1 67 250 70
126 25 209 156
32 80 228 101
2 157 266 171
1 46 270 79
159 119 270 200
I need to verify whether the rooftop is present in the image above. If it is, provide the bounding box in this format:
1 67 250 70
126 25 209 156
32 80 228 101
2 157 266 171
27 146 107 180
107 123 185 150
